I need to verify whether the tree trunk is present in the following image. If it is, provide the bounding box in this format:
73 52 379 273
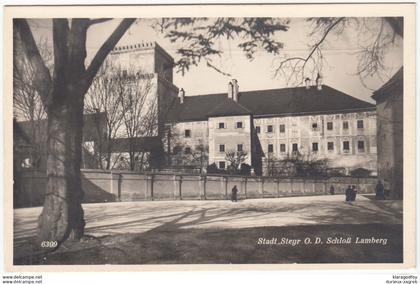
37 97 86 244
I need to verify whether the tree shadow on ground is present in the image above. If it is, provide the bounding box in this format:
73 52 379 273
14 222 403 265
13 196 403 265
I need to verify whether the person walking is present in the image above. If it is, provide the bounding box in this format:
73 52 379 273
375 180 385 200
231 185 238 202
329 185 335 195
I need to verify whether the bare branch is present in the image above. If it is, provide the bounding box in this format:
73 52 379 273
14 19 52 107
84 18 136 92
274 17 345 86
88 18 113 26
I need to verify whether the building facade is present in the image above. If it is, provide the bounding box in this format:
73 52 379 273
14 42 378 176
166 75 377 175
372 67 403 199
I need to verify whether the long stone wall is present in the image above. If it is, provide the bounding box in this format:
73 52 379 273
14 169 377 208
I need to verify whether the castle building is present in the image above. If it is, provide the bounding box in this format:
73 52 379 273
96 42 379 174
166 77 377 175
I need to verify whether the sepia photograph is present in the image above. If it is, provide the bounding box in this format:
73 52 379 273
4 3 415 270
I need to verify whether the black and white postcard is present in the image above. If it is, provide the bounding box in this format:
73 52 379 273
3 3 416 271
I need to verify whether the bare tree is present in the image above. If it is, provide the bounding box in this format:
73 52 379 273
85 59 126 170
13 38 51 122
264 152 328 177
14 18 136 245
118 69 157 171
225 150 248 174
13 38 52 168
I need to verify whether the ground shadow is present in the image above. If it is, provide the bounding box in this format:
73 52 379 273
14 223 403 265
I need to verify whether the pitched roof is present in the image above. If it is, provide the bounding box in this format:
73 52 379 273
166 85 375 122
206 98 251 118
372 67 403 101
166 93 226 122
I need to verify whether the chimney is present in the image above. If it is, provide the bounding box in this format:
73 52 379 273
231 79 239 102
227 81 233 99
316 73 323 91
304 77 311 89
178 88 185 104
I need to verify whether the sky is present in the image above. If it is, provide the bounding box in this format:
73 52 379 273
28 18 403 103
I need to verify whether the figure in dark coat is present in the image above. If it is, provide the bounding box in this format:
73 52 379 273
345 185 352 203
375 180 385 200
329 185 335 195
231 185 238 202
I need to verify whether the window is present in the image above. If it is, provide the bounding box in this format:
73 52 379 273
219 161 226 169
312 123 318 131
312 142 319 152
184 129 191 137
237 144 243 152
343 141 350 152
268 144 274 153
173 146 181 155
185 147 191 154
219 144 225 152
343 121 349 130
236 122 243 129
327 142 334 151
357 120 364 129
218 122 225 129
280 144 286 153
327 122 333 130
256 126 261 134
358 141 365 152
279 124 285 133
292 143 298 152
267 125 273 133
122 70 127 77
